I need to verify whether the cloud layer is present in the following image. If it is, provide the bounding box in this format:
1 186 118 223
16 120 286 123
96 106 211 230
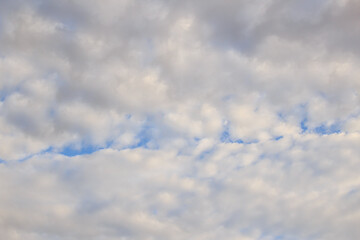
1 0 360 239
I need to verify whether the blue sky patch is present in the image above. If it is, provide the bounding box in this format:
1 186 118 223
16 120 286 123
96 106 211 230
60 141 112 157
300 118 308 133
220 130 258 144
126 119 159 150
274 135 284 141
313 123 341 135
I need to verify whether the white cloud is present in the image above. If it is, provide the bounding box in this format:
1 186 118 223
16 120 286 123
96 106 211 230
1 0 360 239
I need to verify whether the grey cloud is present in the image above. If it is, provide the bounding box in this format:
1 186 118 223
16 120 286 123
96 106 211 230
1 134 360 239
1 0 360 239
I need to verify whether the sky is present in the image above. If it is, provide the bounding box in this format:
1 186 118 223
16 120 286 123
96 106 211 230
0 0 360 239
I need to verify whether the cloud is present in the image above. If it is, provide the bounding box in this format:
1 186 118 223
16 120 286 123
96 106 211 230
1 0 360 239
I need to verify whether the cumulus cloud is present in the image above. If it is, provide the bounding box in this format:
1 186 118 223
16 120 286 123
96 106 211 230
1 0 360 239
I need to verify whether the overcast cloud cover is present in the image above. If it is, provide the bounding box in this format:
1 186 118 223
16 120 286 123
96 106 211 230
1 0 360 239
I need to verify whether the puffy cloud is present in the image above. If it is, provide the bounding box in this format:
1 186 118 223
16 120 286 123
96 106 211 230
1 0 360 239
